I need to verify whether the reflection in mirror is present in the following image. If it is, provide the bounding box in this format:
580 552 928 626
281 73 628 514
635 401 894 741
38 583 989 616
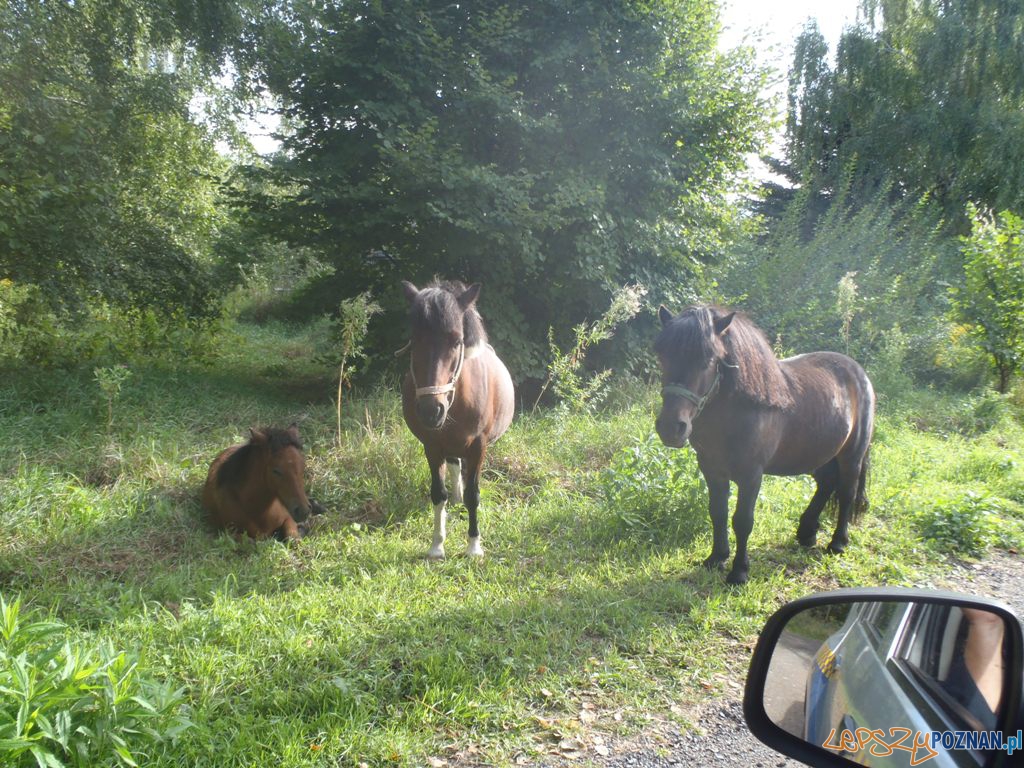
763 600 1010 767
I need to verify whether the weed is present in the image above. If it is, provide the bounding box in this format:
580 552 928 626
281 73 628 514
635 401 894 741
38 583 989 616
601 434 708 543
0 597 190 768
94 365 133 434
914 491 1008 556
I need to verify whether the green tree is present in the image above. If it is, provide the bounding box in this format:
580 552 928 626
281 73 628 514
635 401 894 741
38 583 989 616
952 207 1024 393
0 0 245 322
785 0 1024 226
241 0 767 377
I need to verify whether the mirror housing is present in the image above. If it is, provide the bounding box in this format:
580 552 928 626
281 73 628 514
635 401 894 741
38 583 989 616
744 588 1024 768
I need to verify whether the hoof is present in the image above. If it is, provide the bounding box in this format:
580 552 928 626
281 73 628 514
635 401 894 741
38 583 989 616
797 534 817 548
702 554 728 570
825 541 847 555
427 545 446 560
466 537 484 558
726 569 749 585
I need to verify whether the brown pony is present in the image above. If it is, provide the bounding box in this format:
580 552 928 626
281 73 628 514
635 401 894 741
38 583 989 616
654 306 874 585
202 425 323 541
400 280 515 558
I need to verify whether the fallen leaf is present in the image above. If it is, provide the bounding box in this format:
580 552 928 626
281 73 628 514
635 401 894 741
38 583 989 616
426 758 446 767
540 688 553 698
595 745 610 756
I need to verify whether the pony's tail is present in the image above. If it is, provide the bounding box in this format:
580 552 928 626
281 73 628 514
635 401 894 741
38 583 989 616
853 447 870 521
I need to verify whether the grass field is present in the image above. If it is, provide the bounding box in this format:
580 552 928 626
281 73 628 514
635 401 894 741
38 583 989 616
1 320 1022 767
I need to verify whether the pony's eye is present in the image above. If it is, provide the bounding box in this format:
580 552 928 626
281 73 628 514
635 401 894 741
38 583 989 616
271 468 284 477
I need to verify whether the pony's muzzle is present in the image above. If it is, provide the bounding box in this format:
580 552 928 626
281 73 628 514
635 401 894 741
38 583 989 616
290 502 312 522
656 414 691 448
416 398 447 429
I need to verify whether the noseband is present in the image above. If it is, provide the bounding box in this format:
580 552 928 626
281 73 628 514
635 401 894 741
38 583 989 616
662 360 732 420
411 340 466 400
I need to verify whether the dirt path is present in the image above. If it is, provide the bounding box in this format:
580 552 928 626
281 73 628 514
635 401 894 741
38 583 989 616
536 551 1023 768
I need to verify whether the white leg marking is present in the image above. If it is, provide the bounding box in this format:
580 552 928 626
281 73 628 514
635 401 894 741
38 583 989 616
466 535 484 558
428 500 447 559
449 459 464 505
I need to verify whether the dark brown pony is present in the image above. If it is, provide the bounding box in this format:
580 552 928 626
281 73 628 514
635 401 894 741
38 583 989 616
202 425 323 541
654 306 874 585
400 280 515 558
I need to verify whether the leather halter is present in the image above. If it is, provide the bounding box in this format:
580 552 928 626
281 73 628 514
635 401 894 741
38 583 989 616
662 366 723 420
411 340 465 399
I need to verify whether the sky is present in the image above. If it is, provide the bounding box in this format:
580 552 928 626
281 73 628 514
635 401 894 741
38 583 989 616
243 0 863 156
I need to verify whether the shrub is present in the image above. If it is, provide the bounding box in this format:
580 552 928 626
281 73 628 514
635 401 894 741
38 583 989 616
0 597 191 768
951 206 1024 393
913 491 1008 556
601 433 708 542
535 284 646 413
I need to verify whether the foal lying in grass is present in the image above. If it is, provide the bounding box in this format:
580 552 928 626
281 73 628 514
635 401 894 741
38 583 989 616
202 425 325 541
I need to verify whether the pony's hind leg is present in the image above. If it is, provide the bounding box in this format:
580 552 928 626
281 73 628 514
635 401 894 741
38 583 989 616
826 456 863 555
427 451 448 559
447 458 464 505
797 460 838 547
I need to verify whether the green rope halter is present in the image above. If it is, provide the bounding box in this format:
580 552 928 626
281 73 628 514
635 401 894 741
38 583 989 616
662 369 721 419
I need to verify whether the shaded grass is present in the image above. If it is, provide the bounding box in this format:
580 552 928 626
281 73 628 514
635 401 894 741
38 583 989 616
0 320 1021 766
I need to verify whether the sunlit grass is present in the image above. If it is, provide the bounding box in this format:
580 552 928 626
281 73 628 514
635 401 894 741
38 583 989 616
0 321 1021 766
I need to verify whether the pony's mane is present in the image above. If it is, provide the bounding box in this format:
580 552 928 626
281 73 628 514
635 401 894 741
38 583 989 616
216 427 304 489
410 279 487 347
656 305 793 410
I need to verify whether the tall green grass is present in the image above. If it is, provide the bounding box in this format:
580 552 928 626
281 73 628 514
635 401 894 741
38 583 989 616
0 320 1021 766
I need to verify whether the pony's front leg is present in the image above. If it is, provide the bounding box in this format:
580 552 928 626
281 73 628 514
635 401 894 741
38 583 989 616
727 473 763 585
464 441 485 557
702 476 731 570
426 451 448 560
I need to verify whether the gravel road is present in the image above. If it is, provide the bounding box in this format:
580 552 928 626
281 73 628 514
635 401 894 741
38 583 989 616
536 551 1023 768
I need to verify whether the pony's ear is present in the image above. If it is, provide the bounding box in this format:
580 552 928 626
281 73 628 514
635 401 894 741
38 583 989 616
658 305 674 326
286 422 300 438
401 281 419 304
249 428 267 445
457 283 481 310
714 312 736 336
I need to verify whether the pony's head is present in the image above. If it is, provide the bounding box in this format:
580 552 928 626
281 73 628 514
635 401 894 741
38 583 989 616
250 425 312 521
653 305 735 447
402 280 485 429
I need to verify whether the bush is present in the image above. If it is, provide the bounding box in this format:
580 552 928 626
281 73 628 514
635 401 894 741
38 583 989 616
601 434 708 542
913 491 1010 556
0 597 191 768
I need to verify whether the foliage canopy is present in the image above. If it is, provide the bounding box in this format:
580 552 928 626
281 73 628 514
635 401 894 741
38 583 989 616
786 0 1024 226
241 0 768 376
0 0 243 320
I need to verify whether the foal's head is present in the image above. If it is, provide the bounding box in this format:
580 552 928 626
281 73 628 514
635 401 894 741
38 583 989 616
250 425 312 521
402 280 485 429
653 305 735 448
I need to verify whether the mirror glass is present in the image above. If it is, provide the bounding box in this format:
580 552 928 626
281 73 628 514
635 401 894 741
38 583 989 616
763 600 1014 767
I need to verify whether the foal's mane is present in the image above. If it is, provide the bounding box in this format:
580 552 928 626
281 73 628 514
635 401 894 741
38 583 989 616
656 305 793 410
216 427 304 489
410 279 488 347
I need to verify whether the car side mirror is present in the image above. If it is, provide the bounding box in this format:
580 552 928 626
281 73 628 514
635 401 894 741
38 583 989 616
744 588 1024 768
